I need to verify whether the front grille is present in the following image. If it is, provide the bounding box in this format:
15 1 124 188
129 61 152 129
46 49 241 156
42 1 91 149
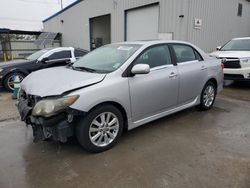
224 74 244 79
220 58 241 69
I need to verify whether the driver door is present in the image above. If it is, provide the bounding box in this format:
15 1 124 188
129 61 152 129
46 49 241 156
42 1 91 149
128 45 179 122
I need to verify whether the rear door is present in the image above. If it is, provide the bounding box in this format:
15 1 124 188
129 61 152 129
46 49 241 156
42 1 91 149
128 44 179 122
171 44 208 105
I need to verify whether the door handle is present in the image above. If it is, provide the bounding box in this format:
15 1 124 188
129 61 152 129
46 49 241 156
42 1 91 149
169 72 178 78
201 66 207 70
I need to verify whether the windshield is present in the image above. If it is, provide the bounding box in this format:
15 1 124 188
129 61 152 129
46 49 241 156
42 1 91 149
221 39 250 51
72 44 141 73
26 49 50 60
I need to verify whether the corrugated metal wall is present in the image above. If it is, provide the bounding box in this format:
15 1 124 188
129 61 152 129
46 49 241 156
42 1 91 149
186 0 250 51
43 0 250 52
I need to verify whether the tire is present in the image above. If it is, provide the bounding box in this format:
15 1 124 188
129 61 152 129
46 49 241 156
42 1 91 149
198 81 217 111
3 72 25 92
76 104 124 153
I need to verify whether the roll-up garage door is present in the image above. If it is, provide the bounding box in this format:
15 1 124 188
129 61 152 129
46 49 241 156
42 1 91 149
126 4 159 41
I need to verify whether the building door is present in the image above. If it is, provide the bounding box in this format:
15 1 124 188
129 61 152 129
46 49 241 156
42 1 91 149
89 14 111 50
125 4 159 41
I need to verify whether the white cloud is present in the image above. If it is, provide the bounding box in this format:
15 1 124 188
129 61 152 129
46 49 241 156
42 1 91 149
0 0 76 31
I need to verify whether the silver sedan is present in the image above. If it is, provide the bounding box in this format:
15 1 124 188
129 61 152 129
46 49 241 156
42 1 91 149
18 40 224 152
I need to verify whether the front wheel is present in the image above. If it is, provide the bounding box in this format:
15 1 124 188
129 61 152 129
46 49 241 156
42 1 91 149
198 81 216 111
4 73 24 92
76 104 124 153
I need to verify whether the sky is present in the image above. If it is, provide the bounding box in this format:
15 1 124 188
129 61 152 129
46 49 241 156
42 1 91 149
0 0 76 31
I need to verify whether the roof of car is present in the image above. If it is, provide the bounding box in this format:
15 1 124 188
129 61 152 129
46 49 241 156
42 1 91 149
233 37 250 40
44 47 73 51
116 40 192 46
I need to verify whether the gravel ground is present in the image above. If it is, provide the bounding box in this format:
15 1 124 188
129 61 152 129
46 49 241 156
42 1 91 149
0 89 19 122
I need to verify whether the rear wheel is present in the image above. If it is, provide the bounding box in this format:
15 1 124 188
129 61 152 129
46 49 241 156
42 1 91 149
76 104 124 153
198 81 216 111
4 73 24 92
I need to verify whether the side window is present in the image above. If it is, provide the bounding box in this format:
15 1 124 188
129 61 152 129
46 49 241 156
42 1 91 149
172 44 197 63
134 45 172 69
48 50 71 60
194 50 203 61
74 49 87 58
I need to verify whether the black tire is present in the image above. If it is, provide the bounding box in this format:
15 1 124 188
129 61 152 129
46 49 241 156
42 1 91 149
3 72 25 92
76 104 124 153
198 81 217 111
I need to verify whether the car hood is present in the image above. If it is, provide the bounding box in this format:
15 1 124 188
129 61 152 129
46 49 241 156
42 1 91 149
210 51 250 59
0 59 32 68
21 66 106 97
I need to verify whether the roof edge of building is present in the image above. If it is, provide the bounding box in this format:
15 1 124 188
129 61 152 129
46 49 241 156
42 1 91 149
43 0 83 23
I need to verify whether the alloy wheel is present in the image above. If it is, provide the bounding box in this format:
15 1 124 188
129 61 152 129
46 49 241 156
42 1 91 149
203 85 215 107
89 112 119 147
7 74 24 91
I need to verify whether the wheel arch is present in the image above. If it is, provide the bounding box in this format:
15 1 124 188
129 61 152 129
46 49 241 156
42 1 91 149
3 69 27 82
2 70 27 88
206 77 218 93
87 101 129 131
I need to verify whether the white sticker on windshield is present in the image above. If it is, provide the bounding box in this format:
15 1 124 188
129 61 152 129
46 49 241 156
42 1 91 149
117 46 133 51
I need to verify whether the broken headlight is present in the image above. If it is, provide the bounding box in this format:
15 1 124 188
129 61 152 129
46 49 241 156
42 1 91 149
32 95 79 117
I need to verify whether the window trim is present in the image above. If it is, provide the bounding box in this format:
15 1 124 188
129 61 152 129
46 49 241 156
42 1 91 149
45 57 71 63
122 43 176 77
169 43 204 64
47 50 72 60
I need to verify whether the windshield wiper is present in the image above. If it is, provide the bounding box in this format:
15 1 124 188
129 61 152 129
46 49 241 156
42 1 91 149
73 66 97 73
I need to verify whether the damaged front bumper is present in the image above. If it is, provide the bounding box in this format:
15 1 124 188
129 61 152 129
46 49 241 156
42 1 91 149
17 97 84 143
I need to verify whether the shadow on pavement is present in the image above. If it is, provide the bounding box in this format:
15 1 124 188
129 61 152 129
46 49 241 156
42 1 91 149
220 80 250 102
224 80 250 89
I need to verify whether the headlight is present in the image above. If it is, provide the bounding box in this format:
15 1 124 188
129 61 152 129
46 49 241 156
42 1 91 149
32 95 79 117
240 58 250 63
0 68 3 73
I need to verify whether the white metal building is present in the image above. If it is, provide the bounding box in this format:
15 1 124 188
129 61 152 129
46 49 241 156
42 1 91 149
43 0 250 52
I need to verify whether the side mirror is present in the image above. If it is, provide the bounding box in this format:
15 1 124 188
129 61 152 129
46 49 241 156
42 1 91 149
41 57 49 64
131 64 150 75
216 46 222 51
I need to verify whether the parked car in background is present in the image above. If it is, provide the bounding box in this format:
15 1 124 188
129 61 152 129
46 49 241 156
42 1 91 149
210 37 250 81
17 40 223 153
0 47 88 91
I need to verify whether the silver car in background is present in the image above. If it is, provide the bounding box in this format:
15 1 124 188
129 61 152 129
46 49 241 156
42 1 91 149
17 40 224 153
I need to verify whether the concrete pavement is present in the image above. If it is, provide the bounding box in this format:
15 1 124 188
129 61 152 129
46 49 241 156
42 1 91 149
0 82 250 188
